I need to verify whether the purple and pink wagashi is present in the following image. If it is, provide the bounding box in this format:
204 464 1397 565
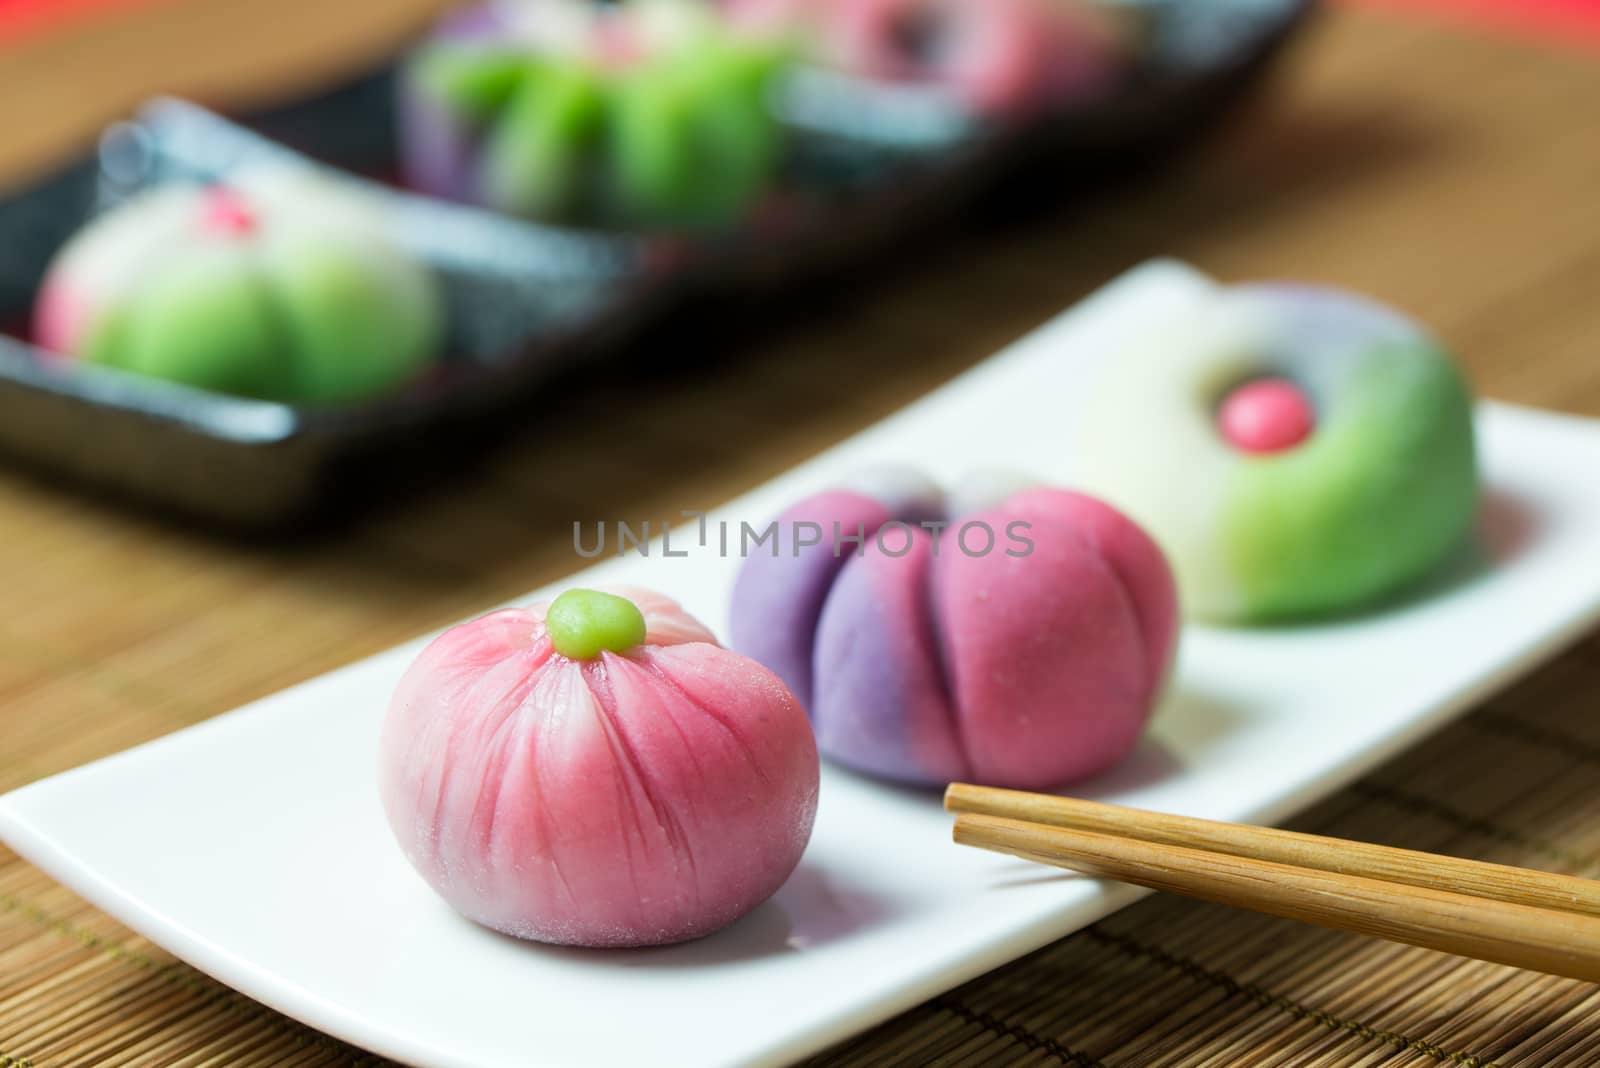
730 470 1179 790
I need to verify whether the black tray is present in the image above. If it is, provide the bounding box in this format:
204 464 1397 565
0 0 1315 530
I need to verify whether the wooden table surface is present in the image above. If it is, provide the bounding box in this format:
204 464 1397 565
4 2 1600 1066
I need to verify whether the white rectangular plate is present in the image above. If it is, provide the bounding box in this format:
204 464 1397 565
6 262 1600 1068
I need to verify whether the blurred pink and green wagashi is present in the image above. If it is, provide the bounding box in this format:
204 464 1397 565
723 0 1128 117
34 171 444 403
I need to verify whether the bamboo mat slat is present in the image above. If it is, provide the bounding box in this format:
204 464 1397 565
4 3 1600 1066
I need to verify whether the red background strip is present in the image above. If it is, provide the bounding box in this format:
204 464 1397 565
1 0 1597 52
0 0 178 47
1332 0 1600 52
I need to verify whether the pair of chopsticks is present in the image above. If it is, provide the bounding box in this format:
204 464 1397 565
946 784 1600 983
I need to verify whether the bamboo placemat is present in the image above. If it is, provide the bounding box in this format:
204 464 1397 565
4 3 1600 1066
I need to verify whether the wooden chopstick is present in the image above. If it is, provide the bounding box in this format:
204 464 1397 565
946 784 1600 918
946 786 1600 983
952 812 1600 981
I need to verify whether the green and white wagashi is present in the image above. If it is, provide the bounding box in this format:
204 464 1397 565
1066 281 1479 623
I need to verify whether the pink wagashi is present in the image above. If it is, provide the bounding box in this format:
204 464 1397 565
379 586 819 948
